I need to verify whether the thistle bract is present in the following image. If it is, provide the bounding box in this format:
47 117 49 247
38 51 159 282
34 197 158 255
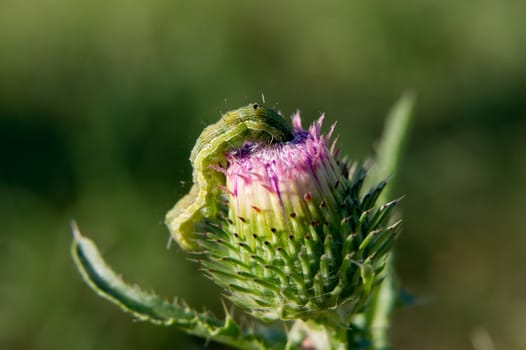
198 112 400 321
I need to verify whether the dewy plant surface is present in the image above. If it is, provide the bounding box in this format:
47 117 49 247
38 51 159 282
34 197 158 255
71 96 415 350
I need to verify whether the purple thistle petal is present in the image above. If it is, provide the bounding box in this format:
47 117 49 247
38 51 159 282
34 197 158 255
224 112 344 241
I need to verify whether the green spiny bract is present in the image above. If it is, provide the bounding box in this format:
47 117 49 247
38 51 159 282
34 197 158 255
195 112 400 321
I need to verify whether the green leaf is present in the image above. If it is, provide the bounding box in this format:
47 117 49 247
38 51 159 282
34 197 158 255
370 91 416 202
362 92 416 350
70 221 277 350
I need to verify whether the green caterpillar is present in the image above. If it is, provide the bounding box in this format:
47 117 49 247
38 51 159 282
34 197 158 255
166 103 294 251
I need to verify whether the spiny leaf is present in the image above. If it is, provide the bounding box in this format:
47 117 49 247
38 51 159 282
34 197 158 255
70 221 277 350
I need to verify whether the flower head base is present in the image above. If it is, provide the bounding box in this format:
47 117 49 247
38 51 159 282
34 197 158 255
198 111 400 321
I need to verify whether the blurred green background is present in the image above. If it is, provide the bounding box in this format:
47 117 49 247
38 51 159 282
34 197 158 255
1 1 525 349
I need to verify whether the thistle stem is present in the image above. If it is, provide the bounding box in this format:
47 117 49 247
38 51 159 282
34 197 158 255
289 318 348 350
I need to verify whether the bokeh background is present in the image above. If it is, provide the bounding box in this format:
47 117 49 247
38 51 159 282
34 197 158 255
1 1 525 349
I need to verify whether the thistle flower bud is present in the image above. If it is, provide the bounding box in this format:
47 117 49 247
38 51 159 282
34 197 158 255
198 111 400 321
72 100 412 350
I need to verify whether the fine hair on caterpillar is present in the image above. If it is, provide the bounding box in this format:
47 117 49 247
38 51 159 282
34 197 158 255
165 103 294 251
